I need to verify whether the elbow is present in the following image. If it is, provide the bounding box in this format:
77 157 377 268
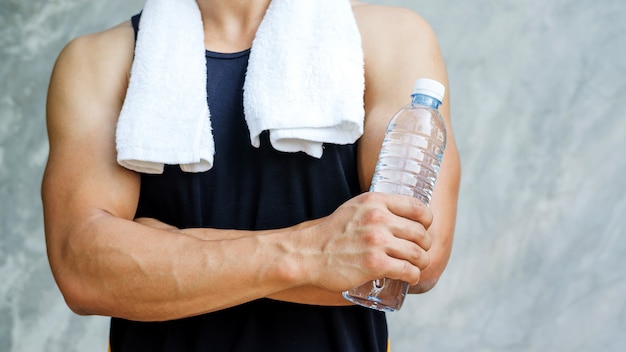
47 244 103 317
45 217 110 317
64 297 94 316
408 260 448 294
52 267 102 316
409 277 440 294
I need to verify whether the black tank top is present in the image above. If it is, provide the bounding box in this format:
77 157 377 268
109 14 388 352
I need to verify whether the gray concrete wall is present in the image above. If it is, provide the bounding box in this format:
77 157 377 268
1 0 624 351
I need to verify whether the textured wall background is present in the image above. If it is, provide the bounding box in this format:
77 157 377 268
1 0 624 351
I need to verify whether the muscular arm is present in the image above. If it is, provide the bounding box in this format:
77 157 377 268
353 4 461 294
42 22 433 320
42 23 306 320
270 5 461 302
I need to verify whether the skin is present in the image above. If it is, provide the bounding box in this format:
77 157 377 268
42 0 460 322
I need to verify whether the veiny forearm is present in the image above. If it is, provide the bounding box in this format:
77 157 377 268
50 210 300 322
167 218 352 306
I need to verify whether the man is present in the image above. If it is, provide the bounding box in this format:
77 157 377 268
42 0 460 350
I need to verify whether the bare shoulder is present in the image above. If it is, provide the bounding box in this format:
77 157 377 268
47 21 135 136
351 2 446 110
50 21 135 109
45 21 138 182
351 2 436 42
57 20 135 69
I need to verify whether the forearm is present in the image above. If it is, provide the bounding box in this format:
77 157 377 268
173 218 352 306
49 210 302 321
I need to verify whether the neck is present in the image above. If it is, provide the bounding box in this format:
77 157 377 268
195 0 272 52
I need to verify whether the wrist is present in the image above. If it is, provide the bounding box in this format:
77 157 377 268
268 226 316 289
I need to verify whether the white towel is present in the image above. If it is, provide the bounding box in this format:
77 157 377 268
116 0 211 173
244 0 365 158
116 0 364 174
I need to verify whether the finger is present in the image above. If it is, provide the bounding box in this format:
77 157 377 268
387 215 432 251
384 257 422 285
379 192 434 230
386 238 430 271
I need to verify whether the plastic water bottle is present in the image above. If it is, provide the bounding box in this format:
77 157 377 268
342 78 447 312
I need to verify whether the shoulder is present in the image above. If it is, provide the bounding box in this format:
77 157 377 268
51 21 135 102
351 3 446 109
47 21 136 139
351 3 441 68
48 21 135 115
57 20 135 67
351 2 437 44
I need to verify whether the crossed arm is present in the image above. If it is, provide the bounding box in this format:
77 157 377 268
42 6 459 322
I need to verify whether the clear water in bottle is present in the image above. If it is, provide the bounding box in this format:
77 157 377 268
342 78 447 312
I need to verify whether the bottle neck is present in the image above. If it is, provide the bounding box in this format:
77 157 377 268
411 93 441 109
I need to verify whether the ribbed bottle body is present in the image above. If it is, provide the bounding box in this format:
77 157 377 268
371 104 446 206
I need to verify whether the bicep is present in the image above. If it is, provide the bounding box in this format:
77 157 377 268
358 8 453 188
42 32 139 254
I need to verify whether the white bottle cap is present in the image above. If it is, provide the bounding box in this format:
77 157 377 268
412 78 446 102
